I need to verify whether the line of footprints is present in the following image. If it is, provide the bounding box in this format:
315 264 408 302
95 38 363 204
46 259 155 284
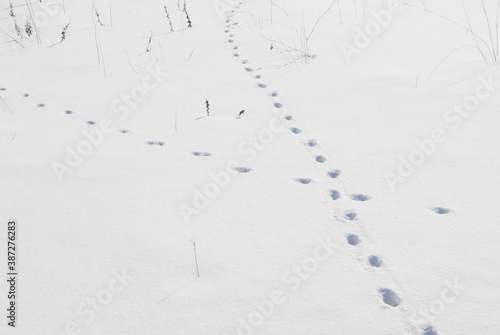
220 2 454 323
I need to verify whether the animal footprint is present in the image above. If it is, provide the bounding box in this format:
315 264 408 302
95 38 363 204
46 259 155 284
344 211 357 221
368 255 382 268
65 110 74 115
233 53 240 57
119 130 129 134
254 75 262 79
192 152 212 157
378 288 402 307
315 156 326 163
87 121 96 125
273 103 283 108
234 167 252 173
296 178 311 184
257 83 267 88
307 140 317 147
23 93 29 97
433 207 450 215
285 115 292 121
328 170 341 179
347 234 360 246
351 194 370 201
146 141 165 146
0 88 6 91
245 68 254 72
423 326 438 335
37 103 46 107
290 127 302 134
271 92 278 97
330 190 340 200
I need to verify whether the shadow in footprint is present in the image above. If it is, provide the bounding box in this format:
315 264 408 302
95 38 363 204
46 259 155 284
315 156 326 163
368 255 382 268
296 178 311 184
192 152 212 157
285 115 292 121
233 46 238 50
257 83 267 88
274 103 283 108
37 103 46 107
379 288 402 307
65 110 74 115
347 234 360 246
234 167 252 173
228 39 234 43
233 53 239 57
119 130 129 134
351 194 370 201
345 211 357 221
23 93 29 97
290 127 302 134
146 141 165 146
271 92 278 97
423 326 438 335
330 190 340 200
87 121 96 125
434 207 450 215
0 88 6 91
245 68 254 72
241 60 248 64
328 170 341 179
307 140 317 147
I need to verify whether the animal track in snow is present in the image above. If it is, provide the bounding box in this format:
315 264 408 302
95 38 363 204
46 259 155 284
65 110 74 115
423 326 438 335
315 155 326 163
119 130 129 134
368 255 382 267
351 194 370 202
233 53 239 57
328 170 341 179
290 127 302 134
244 68 254 72
433 207 450 215
228 39 234 43
254 75 262 79
37 103 46 107
257 83 267 88
307 140 317 147
271 92 278 97
234 167 252 173
273 103 283 108
192 152 212 157
285 115 292 121
379 288 402 307
87 121 96 125
0 88 6 91
233 46 238 50
146 141 165 146
23 93 29 97
347 234 360 245
345 211 357 221
296 178 311 184
241 60 248 64
330 190 340 200
224 30 229 33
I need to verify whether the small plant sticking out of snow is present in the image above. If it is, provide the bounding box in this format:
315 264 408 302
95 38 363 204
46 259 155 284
60 22 70 43
25 21 33 37
183 1 192 28
9 2 22 38
94 7 105 26
236 110 245 119
205 99 210 116
164 6 174 32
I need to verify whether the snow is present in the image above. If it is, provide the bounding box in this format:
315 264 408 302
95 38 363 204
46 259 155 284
1 0 500 334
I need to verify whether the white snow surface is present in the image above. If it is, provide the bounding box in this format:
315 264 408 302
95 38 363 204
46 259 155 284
1 0 500 334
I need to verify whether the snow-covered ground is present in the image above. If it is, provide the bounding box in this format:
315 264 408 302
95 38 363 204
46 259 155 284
1 0 499 334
